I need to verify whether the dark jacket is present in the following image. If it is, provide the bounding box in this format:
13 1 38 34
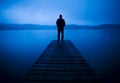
56 18 65 31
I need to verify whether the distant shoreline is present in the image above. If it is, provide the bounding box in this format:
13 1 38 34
0 24 120 30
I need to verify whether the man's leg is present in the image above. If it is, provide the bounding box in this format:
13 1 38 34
57 30 60 41
61 30 64 41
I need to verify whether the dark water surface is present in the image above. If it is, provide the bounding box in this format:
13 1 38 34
0 30 120 83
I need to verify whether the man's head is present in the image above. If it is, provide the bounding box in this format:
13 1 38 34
59 14 62 18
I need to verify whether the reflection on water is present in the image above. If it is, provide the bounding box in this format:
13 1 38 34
0 30 120 83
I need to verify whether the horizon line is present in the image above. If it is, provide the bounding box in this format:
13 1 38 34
0 23 120 26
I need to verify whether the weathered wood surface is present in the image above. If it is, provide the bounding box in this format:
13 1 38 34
22 40 101 83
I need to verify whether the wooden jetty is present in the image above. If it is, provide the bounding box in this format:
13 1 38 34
22 40 102 83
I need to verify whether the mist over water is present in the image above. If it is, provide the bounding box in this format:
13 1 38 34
0 29 120 83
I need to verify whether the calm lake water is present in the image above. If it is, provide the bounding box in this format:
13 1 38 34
0 29 120 83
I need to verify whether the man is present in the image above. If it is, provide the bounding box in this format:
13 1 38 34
56 14 66 41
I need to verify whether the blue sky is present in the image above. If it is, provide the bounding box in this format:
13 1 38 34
0 0 120 25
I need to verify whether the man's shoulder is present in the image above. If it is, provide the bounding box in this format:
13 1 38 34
57 18 60 21
61 18 65 22
57 18 65 22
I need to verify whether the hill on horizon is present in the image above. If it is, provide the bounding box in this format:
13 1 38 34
0 23 120 30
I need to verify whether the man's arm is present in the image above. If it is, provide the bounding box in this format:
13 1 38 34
56 19 59 27
63 19 65 27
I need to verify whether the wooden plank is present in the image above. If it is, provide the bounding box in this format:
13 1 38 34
22 40 102 83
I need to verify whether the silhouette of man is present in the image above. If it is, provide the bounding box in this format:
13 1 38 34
56 14 65 41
